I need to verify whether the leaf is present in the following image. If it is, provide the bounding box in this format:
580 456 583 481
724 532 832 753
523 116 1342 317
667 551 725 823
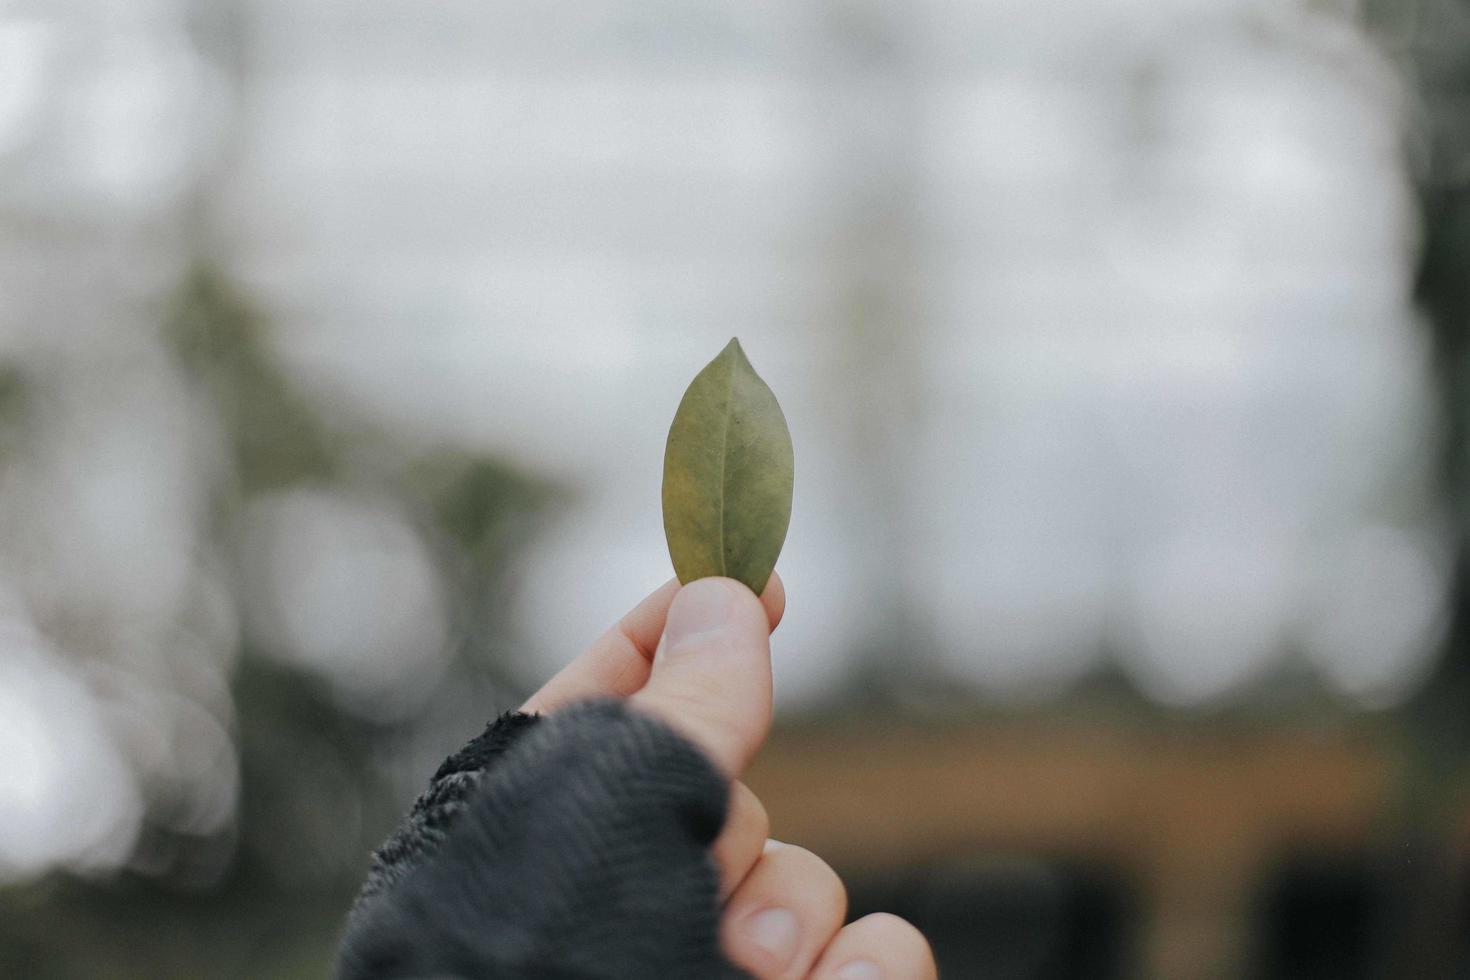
662 337 794 596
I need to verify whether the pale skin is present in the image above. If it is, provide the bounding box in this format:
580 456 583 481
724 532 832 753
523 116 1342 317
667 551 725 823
523 574 938 980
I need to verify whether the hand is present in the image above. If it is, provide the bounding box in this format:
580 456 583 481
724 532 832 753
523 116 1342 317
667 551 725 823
523 575 937 980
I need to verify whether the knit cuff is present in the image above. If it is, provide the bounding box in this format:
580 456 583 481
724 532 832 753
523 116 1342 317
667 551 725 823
351 710 543 908
338 699 745 980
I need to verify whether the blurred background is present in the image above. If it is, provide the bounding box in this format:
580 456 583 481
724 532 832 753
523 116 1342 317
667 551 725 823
1 0 1468 976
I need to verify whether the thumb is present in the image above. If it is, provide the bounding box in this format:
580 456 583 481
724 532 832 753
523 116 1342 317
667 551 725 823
630 577 774 778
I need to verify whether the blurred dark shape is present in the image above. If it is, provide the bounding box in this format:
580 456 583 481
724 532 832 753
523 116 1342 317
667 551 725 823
164 267 335 492
0 364 29 462
1386 0 1470 755
1366 0 1470 973
846 858 1136 979
403 450 561 646
1253 853 1389 980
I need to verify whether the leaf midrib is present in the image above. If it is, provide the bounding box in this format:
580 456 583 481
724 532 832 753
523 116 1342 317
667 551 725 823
716 347 735 577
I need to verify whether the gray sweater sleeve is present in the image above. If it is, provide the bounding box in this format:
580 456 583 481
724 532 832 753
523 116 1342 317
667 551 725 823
336 699 750 979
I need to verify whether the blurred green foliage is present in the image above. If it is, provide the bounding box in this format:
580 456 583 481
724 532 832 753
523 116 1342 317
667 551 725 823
0 264 557 978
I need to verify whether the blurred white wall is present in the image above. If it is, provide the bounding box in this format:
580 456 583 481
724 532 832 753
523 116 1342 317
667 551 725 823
225 0 1445 707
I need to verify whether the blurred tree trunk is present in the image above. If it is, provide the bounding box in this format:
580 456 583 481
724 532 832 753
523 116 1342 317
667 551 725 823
1369 0 1470 974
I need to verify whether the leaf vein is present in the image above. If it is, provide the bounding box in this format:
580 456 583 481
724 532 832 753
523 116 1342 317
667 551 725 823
716 346 735 576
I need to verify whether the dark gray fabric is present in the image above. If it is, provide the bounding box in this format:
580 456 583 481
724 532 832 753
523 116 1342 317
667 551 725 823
336 699 749 979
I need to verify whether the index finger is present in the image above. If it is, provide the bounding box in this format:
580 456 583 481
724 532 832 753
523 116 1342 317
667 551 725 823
521 572 785 715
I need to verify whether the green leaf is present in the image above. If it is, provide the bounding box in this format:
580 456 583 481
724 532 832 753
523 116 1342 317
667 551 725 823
662 337 794 596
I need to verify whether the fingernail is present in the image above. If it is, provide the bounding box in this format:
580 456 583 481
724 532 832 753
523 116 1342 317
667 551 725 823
742 907 799 963
662 579 736 653
834 960 884 980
